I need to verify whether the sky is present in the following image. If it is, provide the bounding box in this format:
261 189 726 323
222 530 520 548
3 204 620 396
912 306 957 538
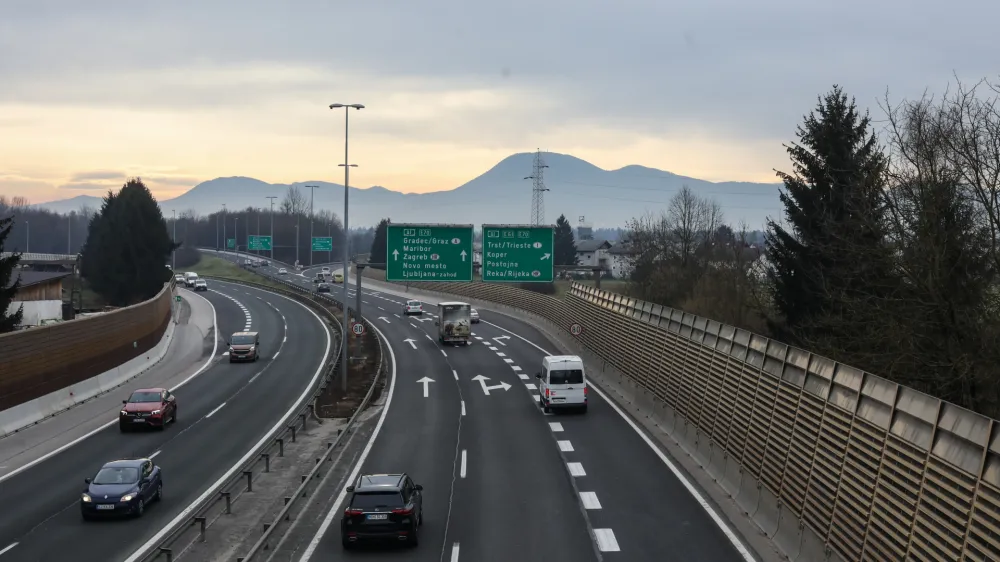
1 0 998 204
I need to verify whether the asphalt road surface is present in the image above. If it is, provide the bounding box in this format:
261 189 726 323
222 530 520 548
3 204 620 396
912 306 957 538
0 282 330 562
242 258 756 562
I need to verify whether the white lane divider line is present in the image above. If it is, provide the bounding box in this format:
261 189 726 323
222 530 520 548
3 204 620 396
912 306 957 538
594 529 620 552
273 351 281 360
205 402 227 418
525 383 537 390
567 462 586 476
283 336 287 342
558 440 574 452
450 543 460 562
440 349 448 357
461 401 466 416
426 334 434 341
474 336 483 340
488 346 498 351
460 450 467 478
452 369 459 381
410 322 419 329
149 450 162 459
549 422 564 432
496 352 506 357
518 374 529 380
503 358 514 364
0 543 18 556
511 366 522 371
580 491 602 510
222 352 230 356
378 306 385 310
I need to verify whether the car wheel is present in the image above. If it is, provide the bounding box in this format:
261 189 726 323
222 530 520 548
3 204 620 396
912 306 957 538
419 508 423 526
408 527 419 546
81 512 92 522
542 399 550 414
341 535 353 550
155 483 163 501
119 424 128 433
580 405 588 414
135 498 145 518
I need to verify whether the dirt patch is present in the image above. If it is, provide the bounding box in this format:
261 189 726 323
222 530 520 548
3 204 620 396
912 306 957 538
315 331 382 418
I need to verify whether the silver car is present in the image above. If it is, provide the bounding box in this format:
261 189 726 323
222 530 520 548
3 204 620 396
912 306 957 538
403 300 423 315
470 309 480 323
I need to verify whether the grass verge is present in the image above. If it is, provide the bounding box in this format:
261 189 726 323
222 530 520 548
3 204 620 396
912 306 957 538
360 265 630 299
188 253 286 290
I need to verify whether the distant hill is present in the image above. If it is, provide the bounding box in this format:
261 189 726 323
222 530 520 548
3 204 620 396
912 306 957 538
32 194 104 214
34 152 784 229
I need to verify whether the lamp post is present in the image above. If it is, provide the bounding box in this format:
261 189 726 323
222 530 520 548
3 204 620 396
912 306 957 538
222 204 227 255
171 210 176 270
329 102 364 392
306 184 319 267
266 196 277 261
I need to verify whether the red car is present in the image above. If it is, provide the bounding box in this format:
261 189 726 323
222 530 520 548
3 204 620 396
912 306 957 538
119 388 177 432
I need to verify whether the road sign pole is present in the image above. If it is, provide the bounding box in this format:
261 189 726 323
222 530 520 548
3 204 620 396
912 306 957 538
355 263 365 324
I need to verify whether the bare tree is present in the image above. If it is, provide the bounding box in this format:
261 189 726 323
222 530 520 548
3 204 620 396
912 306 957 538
280 185 307 215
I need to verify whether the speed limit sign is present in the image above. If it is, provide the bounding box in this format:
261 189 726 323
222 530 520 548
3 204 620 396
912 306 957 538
352 322 365 336
570 323 583 336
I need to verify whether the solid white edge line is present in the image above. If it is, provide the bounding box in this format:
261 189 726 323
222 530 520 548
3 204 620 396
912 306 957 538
123 283 332 562
460 449 467 478
479 318 757 562
299 321 397 561
450 542 460 562
0 543 18 556
149 450 161 459
461 401 466 416
205 402 226 418
452 369 458 381
0 290 220 485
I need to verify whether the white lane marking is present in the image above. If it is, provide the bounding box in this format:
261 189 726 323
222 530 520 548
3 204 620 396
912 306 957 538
511 366 522 371
488 346 498 351
558 440 574 452
450 543 460 562
394 313 401 318
410 322 418 329
273 351 281 360
452 369 459 381
378 306 384 310
496 352 506 357
222 352 230 356
205 402 226 418
426 334 434 341
474 336 483 340
479 318 757 562
580 492 602 509
461 401 466 416
533 394 540 402
300 323 397 561
283 336 287 342
460 450 467 478
149 450 162 459
549 422 564 432
126 284 332 562
525 383 537 390
0 543 18 556
503 358 513 363
568 462 586 476
363 300 369 304
0 289 220 485
441 349 448 357
594 529 620 551
518 374 529 380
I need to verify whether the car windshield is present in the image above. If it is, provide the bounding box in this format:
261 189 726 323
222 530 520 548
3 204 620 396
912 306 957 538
549 369 584 385
128 391 160 402
471 309 478 314
92 466 140 485
407 301 420 306
350 491 404 509
231 335 255 345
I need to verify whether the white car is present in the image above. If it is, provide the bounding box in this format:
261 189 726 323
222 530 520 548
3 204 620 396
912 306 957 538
174 274 185 283
321 267 331 274
193 279 208 292
470 309 480 323
278 268 287 275
403 300 423 315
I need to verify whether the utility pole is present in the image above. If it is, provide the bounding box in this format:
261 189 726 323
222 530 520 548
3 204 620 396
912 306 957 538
256 209 261 257
171 210 176 270
235 216 239 260
524 149 550 225
266 196 277 261
25 220 29 253
67 214 72 254
330 102 364 393
222 204 227 256
306 185 319 267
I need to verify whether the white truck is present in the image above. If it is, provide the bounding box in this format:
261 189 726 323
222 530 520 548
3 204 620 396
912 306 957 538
435 301 471 345
183 272 200 287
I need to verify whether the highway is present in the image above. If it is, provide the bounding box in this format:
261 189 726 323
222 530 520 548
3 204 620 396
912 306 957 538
0 281 330 561
243 256 757 561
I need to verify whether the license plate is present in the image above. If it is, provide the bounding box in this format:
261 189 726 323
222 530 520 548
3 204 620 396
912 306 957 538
552 397 565 402
132 418 146 423
366 513 388 520
96 504 115 510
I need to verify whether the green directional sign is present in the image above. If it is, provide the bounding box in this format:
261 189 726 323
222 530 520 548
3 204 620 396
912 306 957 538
227 238 235 249
481 224 554 282
311 237 332 252
248 235 272 251
386 223 474 282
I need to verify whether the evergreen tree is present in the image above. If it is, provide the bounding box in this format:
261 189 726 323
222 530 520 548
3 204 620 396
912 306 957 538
81 178 177 306
0 213 23 333
369 218 390 269
765 86 893 343
554 214 578 266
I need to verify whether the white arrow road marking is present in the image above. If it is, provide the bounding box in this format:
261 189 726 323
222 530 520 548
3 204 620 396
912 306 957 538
493 335 510 346
404 338 417 349
416 377 434 398
471 374 511 395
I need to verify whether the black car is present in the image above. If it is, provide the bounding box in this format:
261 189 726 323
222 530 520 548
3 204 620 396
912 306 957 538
341 473 423 548
317 283 331 293
81 458 162 520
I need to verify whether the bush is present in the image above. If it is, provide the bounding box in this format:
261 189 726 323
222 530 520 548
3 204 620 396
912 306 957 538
173 246 202 269
519 281 557 295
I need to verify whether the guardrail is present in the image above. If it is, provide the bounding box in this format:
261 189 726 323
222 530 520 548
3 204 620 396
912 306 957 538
133 277 348 562
364 272 1000 562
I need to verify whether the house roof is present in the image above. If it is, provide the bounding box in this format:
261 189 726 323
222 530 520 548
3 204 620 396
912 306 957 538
575 239 611 252
608 243 635 255
5 271 71 290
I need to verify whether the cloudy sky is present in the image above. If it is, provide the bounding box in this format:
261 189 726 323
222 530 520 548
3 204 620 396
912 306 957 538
1 0 997 204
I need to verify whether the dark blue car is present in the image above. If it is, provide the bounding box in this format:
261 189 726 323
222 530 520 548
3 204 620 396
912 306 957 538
81 458 162 520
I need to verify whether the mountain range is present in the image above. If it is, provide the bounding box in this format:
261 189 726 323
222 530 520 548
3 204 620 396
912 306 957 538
33 152 784 229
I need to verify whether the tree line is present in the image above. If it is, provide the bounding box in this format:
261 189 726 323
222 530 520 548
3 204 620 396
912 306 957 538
623 79 1000 417
0 196 93 255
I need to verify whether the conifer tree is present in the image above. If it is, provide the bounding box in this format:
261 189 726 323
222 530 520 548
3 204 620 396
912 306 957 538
554 215 578 266
369 218 390 268
0 213 23 333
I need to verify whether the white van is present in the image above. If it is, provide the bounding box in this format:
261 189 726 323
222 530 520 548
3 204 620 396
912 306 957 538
184 272 199 287
536 355 587 413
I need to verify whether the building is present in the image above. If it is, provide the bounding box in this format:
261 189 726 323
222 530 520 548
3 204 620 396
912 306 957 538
5 271 70 327
473 242 482 266
575 239 612 271
608 243 636 279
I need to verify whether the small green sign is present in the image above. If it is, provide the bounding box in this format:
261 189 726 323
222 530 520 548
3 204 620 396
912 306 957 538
312 237 333 252
386 223 474 282
248 235 272 251
227 238 235 249
481 224 554 282
175 295 182 302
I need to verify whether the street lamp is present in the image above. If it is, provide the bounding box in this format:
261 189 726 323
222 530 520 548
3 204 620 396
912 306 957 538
329 102 364 392
266 196 277 261
25 220 29 253
171 210 176 270
221 204 227 255
306 184 319 267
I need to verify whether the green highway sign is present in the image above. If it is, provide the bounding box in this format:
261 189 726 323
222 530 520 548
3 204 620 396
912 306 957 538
481 224 554 282
248 235 272 251
386 223 474 282
311 237 333 252
175 295 182 302
227 238 235 249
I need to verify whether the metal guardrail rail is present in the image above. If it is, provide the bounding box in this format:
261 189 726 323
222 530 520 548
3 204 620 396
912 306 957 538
132 276 353 562
364 271 1000 562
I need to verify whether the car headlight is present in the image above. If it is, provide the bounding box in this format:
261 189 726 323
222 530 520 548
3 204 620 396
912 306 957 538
229 346 234 352
81 494 92 502
120 494 134 502
120 410 127 416
249 346 255 351
151 410 161 415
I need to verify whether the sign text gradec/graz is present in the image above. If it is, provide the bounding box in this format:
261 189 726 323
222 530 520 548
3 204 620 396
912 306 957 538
386 223 474 282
